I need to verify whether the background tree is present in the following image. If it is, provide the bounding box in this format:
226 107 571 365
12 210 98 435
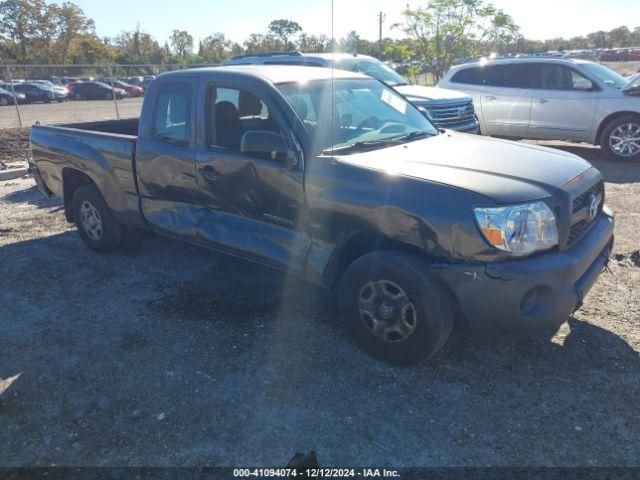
398 0 519 82
198 32 237 63
169 29 193 57
268 19 301 50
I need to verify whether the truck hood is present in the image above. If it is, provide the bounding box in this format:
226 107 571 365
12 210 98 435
336 133 592 204
393 84 471 103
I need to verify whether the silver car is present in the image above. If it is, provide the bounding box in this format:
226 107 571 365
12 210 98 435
439 57 640 161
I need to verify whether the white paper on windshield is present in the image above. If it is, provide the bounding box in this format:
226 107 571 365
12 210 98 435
381 89 407 115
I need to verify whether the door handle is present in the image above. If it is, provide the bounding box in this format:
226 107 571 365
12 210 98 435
200 167 220 182
484 95 497 101
536 98 549 104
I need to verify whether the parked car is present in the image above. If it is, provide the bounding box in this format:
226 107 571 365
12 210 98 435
28 80 69 101
6 82 55 103
222 52 480 133
439 57 640 161
0 86 26 105
111 80 144 97
29 66 614 365
69 82 126 100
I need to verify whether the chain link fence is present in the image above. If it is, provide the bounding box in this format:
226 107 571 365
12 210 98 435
0 64 218 129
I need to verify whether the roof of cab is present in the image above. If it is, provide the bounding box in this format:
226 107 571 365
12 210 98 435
156 65 367 84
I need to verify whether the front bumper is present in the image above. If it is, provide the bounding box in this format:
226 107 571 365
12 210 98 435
431 209 614 335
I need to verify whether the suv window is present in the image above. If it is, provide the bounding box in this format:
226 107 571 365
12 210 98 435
539 64 592 90
152 81 193 146
206 85 280 152
451 67 484 85
484 64 537 88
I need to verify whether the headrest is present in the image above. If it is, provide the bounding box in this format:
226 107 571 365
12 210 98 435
214 101 240 125
238 90 262 116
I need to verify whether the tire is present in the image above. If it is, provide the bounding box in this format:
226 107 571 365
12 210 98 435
338 250 455 366
600 114 640 162
72 184 125 253
105 93 112 100
74 93 83 100
0 96 8 106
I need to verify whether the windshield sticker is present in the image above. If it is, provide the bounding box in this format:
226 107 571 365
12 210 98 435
381 89 407 115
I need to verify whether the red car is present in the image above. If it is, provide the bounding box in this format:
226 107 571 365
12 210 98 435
627 49 640 62
111 80 144 97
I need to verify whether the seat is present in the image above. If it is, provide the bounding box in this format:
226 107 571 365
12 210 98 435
214 101 242 149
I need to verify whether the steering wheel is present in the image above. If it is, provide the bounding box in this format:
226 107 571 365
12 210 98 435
356 116 383 130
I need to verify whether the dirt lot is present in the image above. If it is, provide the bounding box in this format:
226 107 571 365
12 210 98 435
0 139 639 467
0 97 143 129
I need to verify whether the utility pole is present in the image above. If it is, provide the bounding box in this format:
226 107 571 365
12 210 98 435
378 11 386 59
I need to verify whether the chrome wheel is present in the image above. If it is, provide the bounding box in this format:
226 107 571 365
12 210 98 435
609 122 640 158
358 279 417 343
79 201 102 241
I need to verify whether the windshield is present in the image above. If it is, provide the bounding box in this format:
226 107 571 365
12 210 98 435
335 59 408 87
580 63 628 89
277 78 436 154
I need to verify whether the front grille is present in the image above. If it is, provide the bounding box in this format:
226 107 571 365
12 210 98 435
572 182 602 213
424 101 475 128
567 180 604 247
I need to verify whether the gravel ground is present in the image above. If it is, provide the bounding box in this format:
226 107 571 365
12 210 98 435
0 142 638 467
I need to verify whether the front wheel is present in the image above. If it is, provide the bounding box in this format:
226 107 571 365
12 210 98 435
72 184 125 253
338 251 455 366
600 115 640 162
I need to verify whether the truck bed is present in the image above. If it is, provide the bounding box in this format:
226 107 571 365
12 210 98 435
58 117 140 137
29 118 144 228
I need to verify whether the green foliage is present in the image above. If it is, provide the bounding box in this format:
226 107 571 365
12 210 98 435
398 0 520 82
169 29 193 57
267 19 301 50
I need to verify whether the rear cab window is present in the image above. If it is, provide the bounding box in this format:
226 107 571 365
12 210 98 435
152 81 193 146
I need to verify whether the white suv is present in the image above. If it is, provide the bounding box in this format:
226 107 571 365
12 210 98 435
439 58 640 161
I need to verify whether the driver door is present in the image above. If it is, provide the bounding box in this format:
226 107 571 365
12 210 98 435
194 81 310 272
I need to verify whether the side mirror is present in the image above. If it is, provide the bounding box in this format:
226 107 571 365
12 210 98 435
240 130 296 168
574 78 595 91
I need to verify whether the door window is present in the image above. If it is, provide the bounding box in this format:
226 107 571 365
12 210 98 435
206 86 280 151
539 64 592 90
152 82 193 146
451 67 485 85
484 64 537 89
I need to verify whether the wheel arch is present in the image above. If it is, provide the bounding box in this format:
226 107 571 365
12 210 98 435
321 230 434 290
62 167 95 222
595 111 640 145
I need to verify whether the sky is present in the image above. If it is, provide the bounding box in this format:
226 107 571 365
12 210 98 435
62 0 640 45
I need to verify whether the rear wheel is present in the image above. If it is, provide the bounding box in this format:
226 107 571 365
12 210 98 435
72 184 125 253
338 251 455 366
0 96 8 106
600 115 640 162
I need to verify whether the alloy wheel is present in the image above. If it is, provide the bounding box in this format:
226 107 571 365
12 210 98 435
79 201 103 241
358 279 418 343
609 122 640 158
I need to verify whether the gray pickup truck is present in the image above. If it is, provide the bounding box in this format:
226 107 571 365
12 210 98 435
29 66 614 365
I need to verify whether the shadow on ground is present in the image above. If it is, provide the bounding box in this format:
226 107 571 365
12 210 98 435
527 141 640 184
0 229 638 466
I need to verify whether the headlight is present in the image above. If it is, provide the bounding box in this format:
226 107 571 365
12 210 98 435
474 201 558 256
